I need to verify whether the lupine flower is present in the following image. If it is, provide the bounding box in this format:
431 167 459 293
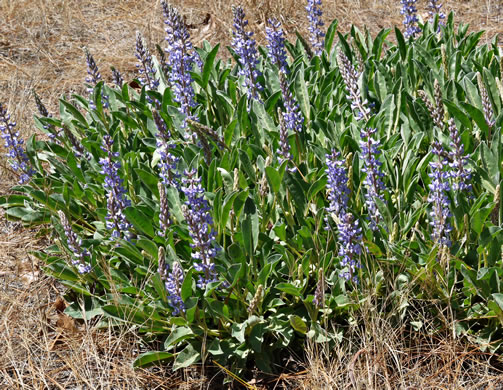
337 212 362 283
428 142 452 248
135 31 160 93
312 269 324 308
62 126 90 166
99 135 131 239
305 0 325 56
181 169 219 289
418 80 444 129
158 247 185 316
84 48 109 109
447 119 471 193
265 18 288 73
477 73 495 129
279 73 304 134
58 211 92 274
111 66 124 89
232 6 262 103
153 111 180 189
248 284 263 314
427 0 446 24
0 103 34 184
360 128 386 231
325 150 350 229
33 90 62 141
162 3 199 126
400 0 421 39
337 51 370 121
277 108 292 165
158 182 172 238
266 19 304 135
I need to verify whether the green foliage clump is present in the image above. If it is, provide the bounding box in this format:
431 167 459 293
2 10 503 374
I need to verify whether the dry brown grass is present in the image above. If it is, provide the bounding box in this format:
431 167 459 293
1 0 503 388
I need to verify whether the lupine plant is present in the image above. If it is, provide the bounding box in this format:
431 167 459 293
3 4 503 379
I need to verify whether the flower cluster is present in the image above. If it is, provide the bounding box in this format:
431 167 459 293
232 6 262 103
153 110 180 189
360 128 386 231
477 73 495 129
427 0 445 24
33 91 62 141
135 31 160 93
325 150 350 229
338 212 363 283
181 169 219 289
99 135 131 239
158 247 185 316
428 142 452 248
0 103 34 184
400 0 421 39
158 182 172 238
313 269 324 308
279 74 304 134
447 119 471 193
84 48 109 109
58 211 92 274
111 66 124 89
419 80 444 129
277 109 292 165
162 3 199 124
337 51 370 121
305 0 325 56
265 19 288 73
325 151 362 282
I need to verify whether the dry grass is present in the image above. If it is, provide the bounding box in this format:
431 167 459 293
1 0 503 388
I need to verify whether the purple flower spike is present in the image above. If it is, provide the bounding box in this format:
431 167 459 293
428 142 452 248
158 247 185 316
33 91 62 141
266 18 288 73
337 51 370 121
400 0 421 39
427 0 445 24
153 111 180 189
337 212 362 283
280 75 304 134
84 48 109 109
162 3 199 125
277 109 292 165
447 119 471 194
325 150 350 229
0 103 35 184
232 6 263 103
181 169 219 289
360 128 386 231
158 182 172 238
135 32 160 94
305 0 325 56
58 211 92 274
111 66 124 89
99 135 131 239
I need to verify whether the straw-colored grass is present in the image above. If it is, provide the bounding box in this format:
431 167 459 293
1 0 503 388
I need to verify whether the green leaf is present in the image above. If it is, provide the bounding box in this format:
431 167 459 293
133 351 174 368
165 326 195 348
265 166 281 194
289 315 307 334
294 64 310 124
276 283 301 296
394 27 406 60
324 19 338 54
124 207 155 237
173 343 200 371
202 43 220 88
